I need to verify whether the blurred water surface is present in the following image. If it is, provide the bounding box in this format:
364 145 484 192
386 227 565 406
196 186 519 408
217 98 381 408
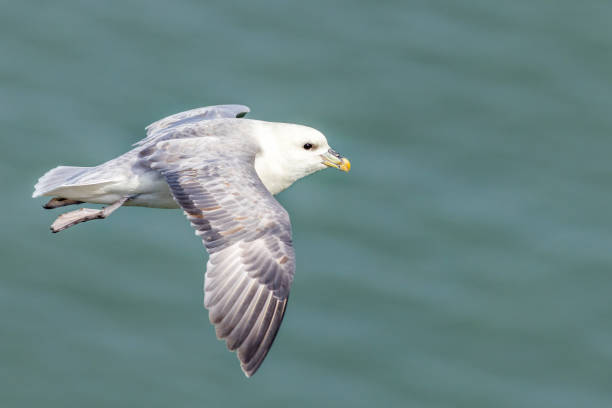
2 1 612 407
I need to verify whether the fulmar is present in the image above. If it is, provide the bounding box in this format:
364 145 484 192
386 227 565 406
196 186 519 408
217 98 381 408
32 105 350 377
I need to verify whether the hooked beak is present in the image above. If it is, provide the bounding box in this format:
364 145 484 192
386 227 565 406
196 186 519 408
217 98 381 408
321 148 351 172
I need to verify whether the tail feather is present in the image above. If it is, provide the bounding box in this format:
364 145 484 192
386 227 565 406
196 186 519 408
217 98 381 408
33 166 93 197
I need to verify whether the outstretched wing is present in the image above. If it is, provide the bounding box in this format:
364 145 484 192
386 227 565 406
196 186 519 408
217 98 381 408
143 136 294 377
135 104 250 147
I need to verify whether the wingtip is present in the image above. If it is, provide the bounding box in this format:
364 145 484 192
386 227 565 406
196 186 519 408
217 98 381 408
234 105 250 118
241 366 253 378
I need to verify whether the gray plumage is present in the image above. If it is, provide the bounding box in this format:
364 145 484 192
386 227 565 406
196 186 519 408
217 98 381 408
33 104 350 377
144 136 294 376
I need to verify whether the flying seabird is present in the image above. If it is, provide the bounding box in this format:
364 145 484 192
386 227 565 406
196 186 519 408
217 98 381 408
32 105 350 377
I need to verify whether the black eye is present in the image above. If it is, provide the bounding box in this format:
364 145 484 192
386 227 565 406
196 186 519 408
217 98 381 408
303 143 313 150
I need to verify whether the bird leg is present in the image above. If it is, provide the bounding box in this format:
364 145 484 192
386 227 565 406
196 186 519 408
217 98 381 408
50 196 132 233
43 197 84 209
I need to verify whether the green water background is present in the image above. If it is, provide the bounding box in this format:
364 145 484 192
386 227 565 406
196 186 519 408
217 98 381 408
2 1 612 407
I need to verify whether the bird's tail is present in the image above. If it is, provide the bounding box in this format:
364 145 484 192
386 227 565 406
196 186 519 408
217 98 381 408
32 166 94 198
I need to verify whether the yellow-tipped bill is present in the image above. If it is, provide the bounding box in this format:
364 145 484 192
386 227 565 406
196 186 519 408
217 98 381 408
339 157 351 172
321 149 351 172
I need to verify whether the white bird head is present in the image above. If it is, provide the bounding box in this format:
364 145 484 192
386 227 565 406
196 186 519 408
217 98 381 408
253 121 350 195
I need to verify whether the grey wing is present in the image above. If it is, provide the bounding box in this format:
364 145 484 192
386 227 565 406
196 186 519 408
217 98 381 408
143 137 294 377
135 104 250 147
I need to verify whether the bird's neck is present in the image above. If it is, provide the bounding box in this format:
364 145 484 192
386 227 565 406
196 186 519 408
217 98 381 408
251 122 300 195
254 153 295 195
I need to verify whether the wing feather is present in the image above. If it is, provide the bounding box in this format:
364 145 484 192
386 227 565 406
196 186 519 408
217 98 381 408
135 104 250 147
143 134 294 377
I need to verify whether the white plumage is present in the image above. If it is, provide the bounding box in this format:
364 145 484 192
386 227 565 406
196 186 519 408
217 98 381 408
33 105 350 376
